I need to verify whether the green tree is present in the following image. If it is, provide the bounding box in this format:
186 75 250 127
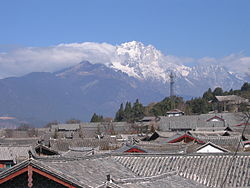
90 113 103 122
150 96 184 116
114 103 125 122
213 87 223 96
124 102 133 122
186 97 209 114
132 99 144 121
202 88 214 101
228 88 234 95
241 82 250 91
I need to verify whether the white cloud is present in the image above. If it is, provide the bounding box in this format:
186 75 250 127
0 41 249 79
195 53 250 77
197 57 217 64
0 42 115 78
220 53 250 75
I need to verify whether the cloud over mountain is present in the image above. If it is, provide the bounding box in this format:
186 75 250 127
0 42 115 78
197 53 250 77
0 41 249 79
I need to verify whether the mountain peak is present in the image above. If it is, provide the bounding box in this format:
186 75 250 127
110 41 188 82
119 41 145 49
55 61 103 78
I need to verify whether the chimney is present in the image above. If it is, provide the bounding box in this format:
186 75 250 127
107 174 111 182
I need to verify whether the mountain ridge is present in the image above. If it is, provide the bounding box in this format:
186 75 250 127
0 41 247 125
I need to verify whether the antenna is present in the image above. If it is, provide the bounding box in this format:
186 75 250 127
170 72 174 97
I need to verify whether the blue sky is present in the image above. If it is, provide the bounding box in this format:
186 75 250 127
1 0 250 58
0 0 250 79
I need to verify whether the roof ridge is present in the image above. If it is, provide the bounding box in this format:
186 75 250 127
113 171 177 184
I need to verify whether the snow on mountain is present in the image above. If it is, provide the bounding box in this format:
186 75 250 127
0 41 247 124
183 64 244 92
54 41 245 94
105 41 245 92
110 41 191 82
0 40 246 86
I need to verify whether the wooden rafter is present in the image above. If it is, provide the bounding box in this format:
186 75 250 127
0 165 76 188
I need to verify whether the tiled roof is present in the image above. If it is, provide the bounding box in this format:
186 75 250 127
215 95 249 103
0 137 39 146
159 113 243 131
166 109 184 114
51 124 80 131
50 138 119 152
195 142 230 153
113 153 250 188
0 153 249 188
196 135 242 147
137 141 189 153
114 144 148 153
0 146 31 162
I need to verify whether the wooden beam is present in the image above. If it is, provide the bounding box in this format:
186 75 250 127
168 134 204 144
28 165 33 188
0 167 28 184
0 165 77 188
32 167 76 188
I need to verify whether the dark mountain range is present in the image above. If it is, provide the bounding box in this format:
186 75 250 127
0 62 170 126
0 41 247 126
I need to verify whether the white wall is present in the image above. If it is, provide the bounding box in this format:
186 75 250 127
197 145 225 153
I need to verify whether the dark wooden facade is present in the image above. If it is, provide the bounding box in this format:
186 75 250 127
0 164 78 188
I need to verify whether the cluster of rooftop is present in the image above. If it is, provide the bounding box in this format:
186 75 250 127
0 111 249 187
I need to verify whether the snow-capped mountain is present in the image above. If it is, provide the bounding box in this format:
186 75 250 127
0 41 246 125
110 41 191 82
53 39 245 96
101 41 245 93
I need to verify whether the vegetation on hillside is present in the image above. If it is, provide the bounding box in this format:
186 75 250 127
115 99 144 122
90 113 104 122
113 82 250 122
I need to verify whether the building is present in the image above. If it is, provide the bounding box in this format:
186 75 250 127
0 152 249 188
215 95 249 112
195 142 230 153
114 144 147 153
0 146 31 169
166 109 184 117
159 112 242 131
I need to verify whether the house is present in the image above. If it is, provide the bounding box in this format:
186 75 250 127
196 142 230 153
165 132 204 144
137 141 190 154
49 137 119 152
242 141 250 151
34 145 59 156
0 146 31 169
0 137 39 146
0 159 83 188
234 122 250 127
166 109 184 117
141 130 176 141
0 152 249 188
159 112 242 131
61 147 95 158
206 115 225 122
113 144 147 153
50 124 80 139
0 156 206 188
191 133 243 152
138 116 159 122
196 126 233 132
51 124 80 132
215 95 249 112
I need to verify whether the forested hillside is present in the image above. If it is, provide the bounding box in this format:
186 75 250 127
111 82 250 122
